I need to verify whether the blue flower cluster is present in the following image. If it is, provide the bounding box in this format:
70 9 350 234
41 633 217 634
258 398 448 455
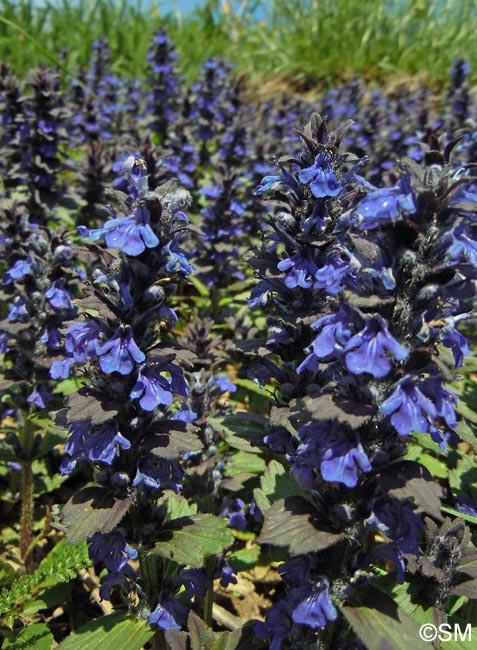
246 113 477 647
52 156 208 624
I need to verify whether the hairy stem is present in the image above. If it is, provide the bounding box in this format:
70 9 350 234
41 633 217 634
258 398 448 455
20 460 34 569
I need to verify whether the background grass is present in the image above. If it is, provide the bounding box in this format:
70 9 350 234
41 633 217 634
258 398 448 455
1 0 477 89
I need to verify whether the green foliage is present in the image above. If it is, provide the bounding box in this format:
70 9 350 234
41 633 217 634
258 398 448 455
2 0 477 88
2 622 54 650
57 612 155 650
152 513 234 567
0 538 91 624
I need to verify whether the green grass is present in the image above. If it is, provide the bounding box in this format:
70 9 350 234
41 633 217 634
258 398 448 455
1 0 477 89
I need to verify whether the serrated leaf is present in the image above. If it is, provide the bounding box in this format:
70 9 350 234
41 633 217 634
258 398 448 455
258 497 345 555
61 487 134 543
342 588 430 650
3 623 54 650
389 476 444 519
228 545 260 571
57 612 154 650
159 491 198 523
455 419 477 451
291 392 375 429
226 451 266 477
0 539 90 617
66 391 119 426
165 630 189 650
188 610 217 649
152 514 233 567
208 413 266 453
144 420 202 459
258 460 306 509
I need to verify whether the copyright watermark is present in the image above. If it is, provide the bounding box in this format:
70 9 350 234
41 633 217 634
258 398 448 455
419 623 472 643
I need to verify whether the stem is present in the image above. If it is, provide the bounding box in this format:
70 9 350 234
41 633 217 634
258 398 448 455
203 556 216 627
20 460 34 569
138 549 159 603
203 585 214 628
151 630 168 650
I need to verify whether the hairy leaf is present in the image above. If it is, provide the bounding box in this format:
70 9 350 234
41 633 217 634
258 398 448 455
61 487 133 543
342 588 430 650
258 497 344 555
66 389 119 426
152 514 233 567
209 412 267 453
0 539 91 617
57 613 154 650
3 623 54 650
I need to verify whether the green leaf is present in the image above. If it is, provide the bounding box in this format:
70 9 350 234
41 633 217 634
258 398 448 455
441 506 477 525
255 460 306 510
228 545 260 571
61 487 134 543
455 419 477 451
189 275 210 298
226 451 266 477
258 497 345 555
152 514 233 567
3 623 54 650
208 413 266 452
342 588 430 650
160 491 198 523
0 539 91 617
57 613 155 650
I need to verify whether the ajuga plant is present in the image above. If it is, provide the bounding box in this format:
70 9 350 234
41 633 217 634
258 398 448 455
246 113 477 649
53 156 235 633
0 200 80 566
0 63 26 197
145 29 182 145
188 59 239 165
18 69 68 223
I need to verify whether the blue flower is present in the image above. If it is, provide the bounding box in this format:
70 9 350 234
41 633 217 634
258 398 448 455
162 236 194 276
221 497 247 530
45 281 75 312
442 325 469 367
130 363 175 410
380 376 436 436
95 326 145 375
149 592 188 630
446 222 477 266
278 556 314 586
88 530 138 573
380 376 457 448
353 175 415 229
133 458 183 492
255 600 293 650
86 420 131 465
292 580 337 629
298 152 341 198
27 386 51 409
179 568 211 599
313 254 350 295
214 557 238 588
78 204 159 256
368 498 423 555
278 250 319 289
60 420 92 474
292 421 371 488
64 320 104 363
344 316 408 378
7 296 29 321
0 333 9 354
253 166 300 196
2 258 33 285
298 305 362 372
